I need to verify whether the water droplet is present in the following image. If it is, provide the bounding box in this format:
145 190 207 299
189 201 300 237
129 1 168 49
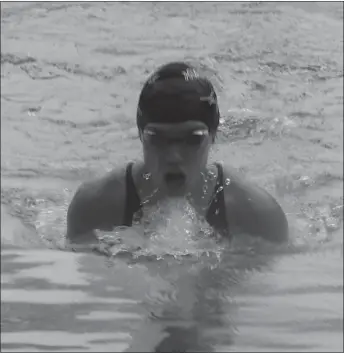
143 172 151 180
217 186 224 193
225 178 231 186
208 171 216 180
299 175 312 187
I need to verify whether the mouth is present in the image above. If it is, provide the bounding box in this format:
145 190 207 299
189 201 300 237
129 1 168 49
164 172 186 189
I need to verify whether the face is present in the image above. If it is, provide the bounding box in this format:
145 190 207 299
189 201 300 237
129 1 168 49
140 121 214 196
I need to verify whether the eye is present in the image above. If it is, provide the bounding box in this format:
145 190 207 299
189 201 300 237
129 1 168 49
192 129 208 136
144 129 156 136
185 130 209 145
143 129 166 146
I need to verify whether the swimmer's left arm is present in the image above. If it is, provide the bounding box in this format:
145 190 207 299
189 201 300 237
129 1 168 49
241 185 289 243
224 168 289 243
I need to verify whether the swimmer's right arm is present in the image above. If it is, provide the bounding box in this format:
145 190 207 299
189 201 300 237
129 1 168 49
66 171 126 248
66 185 99 246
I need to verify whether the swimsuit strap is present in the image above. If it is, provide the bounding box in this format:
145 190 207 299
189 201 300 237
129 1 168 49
123 162 142 226
205 163 230 237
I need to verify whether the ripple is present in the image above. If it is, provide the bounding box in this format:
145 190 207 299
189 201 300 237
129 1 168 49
1 331 131 352
1 289 137 305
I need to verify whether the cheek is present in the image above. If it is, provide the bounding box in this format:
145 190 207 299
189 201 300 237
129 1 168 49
143 145 160 165
184 146 210 167
195 142 211 159
143 141 211 166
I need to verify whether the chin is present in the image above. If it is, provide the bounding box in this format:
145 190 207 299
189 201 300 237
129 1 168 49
163 183 188 198
166 191 186 199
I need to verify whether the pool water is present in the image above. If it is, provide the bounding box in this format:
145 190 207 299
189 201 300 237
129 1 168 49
1 2 343 352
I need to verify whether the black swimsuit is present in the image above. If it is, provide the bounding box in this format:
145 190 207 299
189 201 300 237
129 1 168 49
123 162 230 237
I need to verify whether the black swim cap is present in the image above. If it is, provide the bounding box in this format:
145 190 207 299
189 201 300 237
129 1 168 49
137 62 220 133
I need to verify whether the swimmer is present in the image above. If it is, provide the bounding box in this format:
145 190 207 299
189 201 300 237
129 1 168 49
66 62 288 246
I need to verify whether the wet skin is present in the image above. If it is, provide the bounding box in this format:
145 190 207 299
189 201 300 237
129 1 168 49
139 121 214 199
66 121 289 246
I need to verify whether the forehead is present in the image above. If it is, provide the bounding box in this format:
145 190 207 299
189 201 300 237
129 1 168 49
144 120 208 133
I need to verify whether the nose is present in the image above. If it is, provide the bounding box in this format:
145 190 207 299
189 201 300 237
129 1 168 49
164 143 183 165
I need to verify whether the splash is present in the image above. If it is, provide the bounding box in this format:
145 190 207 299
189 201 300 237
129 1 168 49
98 199 225 263
142 172 151 181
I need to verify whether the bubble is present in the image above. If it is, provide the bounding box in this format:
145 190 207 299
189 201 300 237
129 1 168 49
208 170 216 180
217 186 224 193
143 172 151 180
215 208 220 215
324 217 340 232
225 178 231 186
299 175 312 187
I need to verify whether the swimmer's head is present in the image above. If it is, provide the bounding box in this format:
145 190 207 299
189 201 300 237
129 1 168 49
136 62 221 196
136 62 220 135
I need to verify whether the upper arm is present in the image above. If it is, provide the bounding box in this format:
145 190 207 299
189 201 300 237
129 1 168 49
66 169 127 242
224 168 289 243
66 184 98 242
243 186 289 243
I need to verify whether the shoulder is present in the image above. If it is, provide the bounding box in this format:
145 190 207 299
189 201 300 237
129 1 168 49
67 165 128 235
221 164 289 243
